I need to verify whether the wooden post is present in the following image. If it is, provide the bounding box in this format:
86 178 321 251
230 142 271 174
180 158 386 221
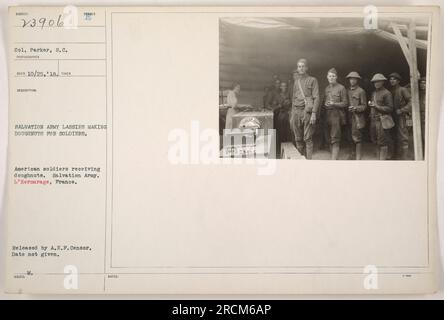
390 23 412 69
408 19 423 160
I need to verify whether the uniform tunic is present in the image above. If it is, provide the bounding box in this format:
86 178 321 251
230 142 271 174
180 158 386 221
290 74 320 150
265 86 280 110
291 75 320 111
391 85 412 148
347 86 367 143
370 87 394 147
323 83 348 144
273 91 292 150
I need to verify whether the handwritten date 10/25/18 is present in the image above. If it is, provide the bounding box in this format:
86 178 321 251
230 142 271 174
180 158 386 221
21 14 64 29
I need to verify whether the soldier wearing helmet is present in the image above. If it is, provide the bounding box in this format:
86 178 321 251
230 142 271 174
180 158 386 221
369 73 394 160
346 71 367 160
388 72 412 160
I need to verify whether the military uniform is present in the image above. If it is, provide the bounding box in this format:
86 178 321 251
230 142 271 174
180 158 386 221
274 90 291 109
370 87 394 150
290 73 320 159
347 86 367 143
273 90 292 153
323 83 348 146
344 72 367 160
265 85 280 110
391 84 412 158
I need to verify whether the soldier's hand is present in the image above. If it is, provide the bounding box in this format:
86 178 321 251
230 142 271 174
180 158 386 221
375 104 384 111
310 113 316 125
348 106 355 112
396 109 402 115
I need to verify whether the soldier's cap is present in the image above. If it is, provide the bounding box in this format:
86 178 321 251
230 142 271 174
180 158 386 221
346 71 361 79
327 68 338 75
371 73 387 82
293 58 309 73
297 58 308 66
388 72 402 80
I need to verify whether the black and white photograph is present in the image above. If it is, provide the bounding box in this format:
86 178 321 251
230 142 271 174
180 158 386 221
219 16 430 160
2 4 442 298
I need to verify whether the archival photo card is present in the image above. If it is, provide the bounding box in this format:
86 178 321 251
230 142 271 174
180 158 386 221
4 6 440 294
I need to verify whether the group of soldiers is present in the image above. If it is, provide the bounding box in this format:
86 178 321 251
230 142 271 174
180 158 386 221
263 58 426 160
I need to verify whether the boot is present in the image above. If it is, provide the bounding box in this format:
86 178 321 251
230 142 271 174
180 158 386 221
306 142 313 160
388 142 394 160
348 143 355 160
376 147 380 160
356 143 362 160
331 142 340 160
295 142 305 156
348 150 355 160
379 146 388 160
401 146 409 160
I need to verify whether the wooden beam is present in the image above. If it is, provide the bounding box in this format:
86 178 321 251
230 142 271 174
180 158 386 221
390 23 412 68
408 19 424 160
376 29 428 50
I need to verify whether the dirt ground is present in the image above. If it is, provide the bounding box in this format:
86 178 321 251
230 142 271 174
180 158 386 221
220 128 419 160
307 138 416 161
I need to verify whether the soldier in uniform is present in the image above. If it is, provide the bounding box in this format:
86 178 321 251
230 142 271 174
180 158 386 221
272 74 280 83
369 74 394 160
388 72 412 160
322 68 348 160
287 77 293 92
273 81 292 153
290 58 320 159
346 71 367 160
264 78 281 110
